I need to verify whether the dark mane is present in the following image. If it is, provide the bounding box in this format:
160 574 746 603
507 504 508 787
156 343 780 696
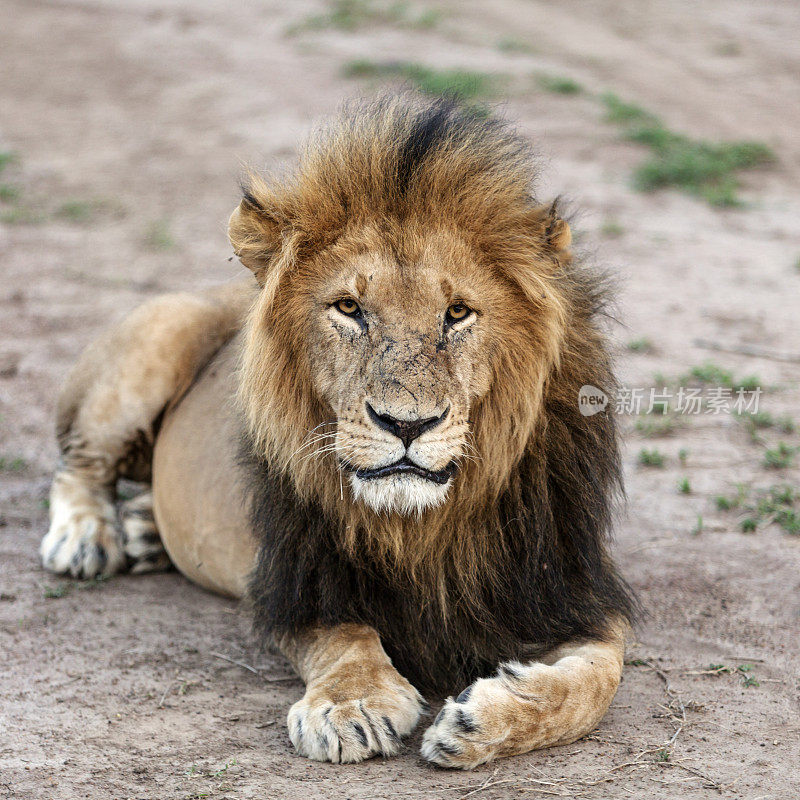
244 385 637 697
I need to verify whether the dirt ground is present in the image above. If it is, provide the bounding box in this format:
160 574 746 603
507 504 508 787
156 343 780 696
2 1 799 798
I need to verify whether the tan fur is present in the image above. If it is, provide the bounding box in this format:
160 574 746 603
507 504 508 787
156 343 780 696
421 617 628 768
152 335 257 597
40 282 254 578
279 625 424 763
40 95 629 768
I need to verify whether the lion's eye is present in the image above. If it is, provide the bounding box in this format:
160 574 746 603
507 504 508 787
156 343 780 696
335 298 362 317
446 302 472 323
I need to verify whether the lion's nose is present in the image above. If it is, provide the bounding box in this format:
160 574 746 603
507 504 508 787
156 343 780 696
366 402 449 449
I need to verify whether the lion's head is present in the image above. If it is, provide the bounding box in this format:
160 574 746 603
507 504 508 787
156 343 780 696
229 95 583 528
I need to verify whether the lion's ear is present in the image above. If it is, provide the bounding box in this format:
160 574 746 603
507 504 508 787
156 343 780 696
227 190 283 285
542 200 572 252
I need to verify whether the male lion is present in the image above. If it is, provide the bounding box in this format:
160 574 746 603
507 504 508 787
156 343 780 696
40 94 636 769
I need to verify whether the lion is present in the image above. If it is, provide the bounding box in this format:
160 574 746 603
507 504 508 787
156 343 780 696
39 94 636 769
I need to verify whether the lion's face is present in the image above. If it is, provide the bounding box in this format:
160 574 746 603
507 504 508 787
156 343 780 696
232 96 575 525
304 224 511 515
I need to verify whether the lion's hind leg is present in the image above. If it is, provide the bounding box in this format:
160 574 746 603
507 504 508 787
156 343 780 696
43 476 170 579
119 490 171 574
40 285 253 580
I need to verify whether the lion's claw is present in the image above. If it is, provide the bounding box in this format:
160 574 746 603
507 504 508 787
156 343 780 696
287 683 422 763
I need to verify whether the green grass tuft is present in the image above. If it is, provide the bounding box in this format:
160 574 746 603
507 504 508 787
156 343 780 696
0 206 41 225
600 94 774 206
496 37 535 54
600 219 624 237
637 448 665 468
627 337 653 353
686 362 734 386
678 477 691 494
291 0 441 34
715 494 736 511
0 184 19 202
681 362 762 392
600 93 656 125
536 74 582 95
44 583 72 599
55 200 93 224
143 219 176 251
0 456 27 472
718 483 800 535
343 60 501 101
740 517 757 533
740 411 795 437
756 485 800 534
763 442 796 470
635 415 677 437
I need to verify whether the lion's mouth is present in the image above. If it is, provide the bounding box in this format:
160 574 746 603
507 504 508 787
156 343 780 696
342 457 457 485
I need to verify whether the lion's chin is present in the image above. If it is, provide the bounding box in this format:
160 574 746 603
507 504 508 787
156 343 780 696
349 472 452 516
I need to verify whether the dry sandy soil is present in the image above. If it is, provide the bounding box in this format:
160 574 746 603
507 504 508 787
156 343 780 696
2 1 799 798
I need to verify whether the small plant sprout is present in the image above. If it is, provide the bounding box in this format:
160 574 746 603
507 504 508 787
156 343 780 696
635 415 677 437
55 200 93 223
599 94 774 206
715 495 734 511
211 759 237 778
707 664 733 674
627 337 654 354
737 664 760 687
343 61 501 102
0 456 27 472
289 0 442 34
43 583 72 599
536 74 582 95
600 219 624 237
638 448 665 468
496 37 535 54
678 477 691 494
144 219 176 251
692 514 704 535
763 442 797 470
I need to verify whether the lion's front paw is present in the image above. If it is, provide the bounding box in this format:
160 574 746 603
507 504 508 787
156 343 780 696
422 655 621 769
287 672 424 763
40 496 126 579
420 676 514 769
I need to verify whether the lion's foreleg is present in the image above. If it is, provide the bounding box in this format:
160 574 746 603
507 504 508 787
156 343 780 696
420 618 627 769
276 624 425 763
